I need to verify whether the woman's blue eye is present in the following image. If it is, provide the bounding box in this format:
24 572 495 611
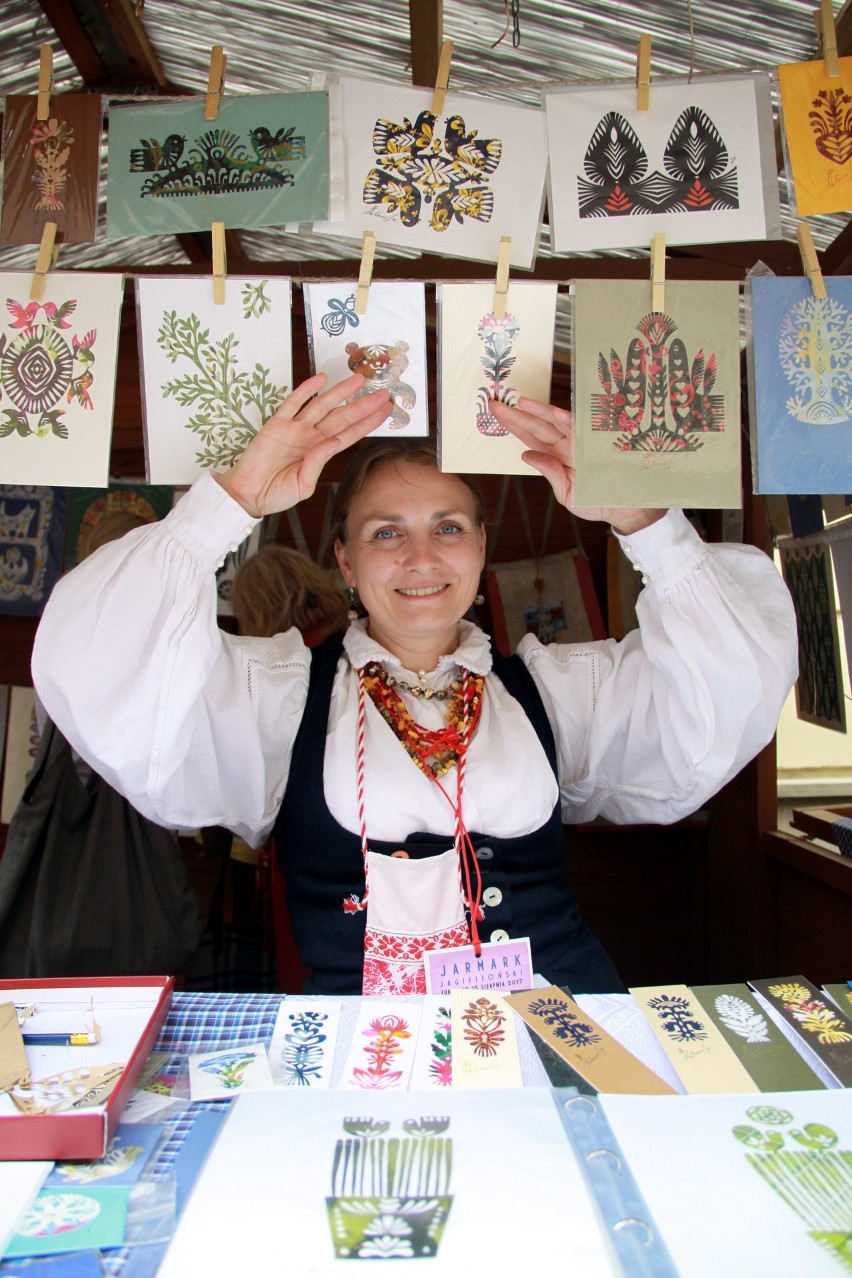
437 522 461 535
374 528 396 540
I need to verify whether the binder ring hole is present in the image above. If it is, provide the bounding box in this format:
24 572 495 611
563 1096 596 1115
613 1217 654 1246
587 1147 622 1173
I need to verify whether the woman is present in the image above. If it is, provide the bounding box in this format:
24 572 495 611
32 372 797 995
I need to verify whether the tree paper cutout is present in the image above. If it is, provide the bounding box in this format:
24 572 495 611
778 295 852 425
327 1115 453 1259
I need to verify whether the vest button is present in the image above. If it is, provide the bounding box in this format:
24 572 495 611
489 928 510 943
475 845 494 861
482 886 503 907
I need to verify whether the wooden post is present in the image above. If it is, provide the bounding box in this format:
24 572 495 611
408 0 443 88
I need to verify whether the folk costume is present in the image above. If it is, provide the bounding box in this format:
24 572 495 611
32 473 798 995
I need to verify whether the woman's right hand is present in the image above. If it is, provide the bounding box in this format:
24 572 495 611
214 373 390 518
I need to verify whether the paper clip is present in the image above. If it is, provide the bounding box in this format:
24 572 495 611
650 232 666 311
212 221 227 304
354 230 376 315
205 45 227 120
636 34 652 111
797 222 827 299
30 222 58 302
814 0 841 79
493 236 511 319
431 40 454 116
36 44 53 122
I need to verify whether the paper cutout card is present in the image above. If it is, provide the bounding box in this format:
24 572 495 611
339 1000 422 1091
0 686 41 825
543 72 779 253
0 95 102 244
747 275 852 495
438 281 557 476
137 275 293 484
487 547 605 654
690 983 826 1093
188 1042 276 1100
630 984 759 1094
315 76 547 269
779 539 847 732
106 91 329 237
778 56 852 217
0 485 67 618
64 482 174 569
269 997 342 1089
830 527 852 678
409 995 453 1089
0 272 124 487
46 1122 161 1187
507 986 675 1095
572 279 742 508
750 976 852 1087
304 281 428 437
4 1186 129 1257
450 989 522 1089
158 1088 615 1276
601 1088 852 1278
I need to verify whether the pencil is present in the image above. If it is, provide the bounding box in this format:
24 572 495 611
22 1032 100 1047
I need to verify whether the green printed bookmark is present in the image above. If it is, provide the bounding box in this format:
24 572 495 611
749 975 852 1087
691 983 825 1092
822 983 852 1020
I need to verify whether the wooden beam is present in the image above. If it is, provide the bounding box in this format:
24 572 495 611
408 0 443 90
836 0 852 56
37 0 173 91
35 0 107 85
821 215 852 275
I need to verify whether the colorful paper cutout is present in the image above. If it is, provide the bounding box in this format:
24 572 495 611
106 91 329 236
46 1123 161 1187
630 984 759 1094
188 1042 275 1100
691 983 826 1093
487 548 605 654
778 57 852 216
339 1001 421 1091
750 977 852 1086
450 989 522 1089
63 483 174 569
4 1186 129 1257
270 998 341 1089
409 995 453 1088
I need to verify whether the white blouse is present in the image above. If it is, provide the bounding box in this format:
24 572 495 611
31 473 798 847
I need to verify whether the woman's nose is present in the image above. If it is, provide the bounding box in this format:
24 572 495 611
398 533 438 568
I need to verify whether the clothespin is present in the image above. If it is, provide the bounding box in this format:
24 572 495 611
814 0 841 79
211 222 226 304
797 222 827 298
29 222 58 301
354 231 376 315
36 44 53 122
650 232 665 311
636 34 652 111
204 45 227 120
431 41 453 116
493 236 511 319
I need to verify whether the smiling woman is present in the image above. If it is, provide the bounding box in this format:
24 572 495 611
32 372 798 997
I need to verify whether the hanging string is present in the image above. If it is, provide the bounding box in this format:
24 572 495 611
687 0 696 80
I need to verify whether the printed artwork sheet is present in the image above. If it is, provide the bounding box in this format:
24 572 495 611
572 278 742 508
438 281 557 476
748 275 852 494
778 57 852 217
690 983 826 1093
543 72 779 253
830 524 852 678
630 984 760 1094
314 76 548 269
601 1088 852 1278
450 989 522 1089
0 484 67 617
5 1185 129 1256
779 539 847 732
0 272 124 486
338 999 421 1091
106 91 329 236
137 275 292 484
269 997 342 1088
487 546 605 653
63 482 174 569
157 1088 617 1277
0 685 40 824
304 281 428 436
0 95 102 244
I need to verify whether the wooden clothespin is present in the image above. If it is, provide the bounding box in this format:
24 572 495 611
205 45 227 120
29 222 58 301
431 41 454 116
650 232 666 311
36 44 53 122
814 0 841 79
636 34 652 111
493 236 511 319
354 231 376 315
797 222 827 298
212 222 227 304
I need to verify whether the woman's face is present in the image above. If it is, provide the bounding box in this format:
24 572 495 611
334 459 486 666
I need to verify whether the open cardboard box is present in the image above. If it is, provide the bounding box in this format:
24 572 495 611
0 975 173 1161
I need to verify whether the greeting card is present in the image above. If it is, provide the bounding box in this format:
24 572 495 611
778 56 852 216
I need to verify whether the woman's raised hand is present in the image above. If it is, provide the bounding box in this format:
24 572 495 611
489 396 665 536
215 373 391 518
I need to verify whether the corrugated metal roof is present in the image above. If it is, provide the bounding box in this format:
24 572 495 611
0 0 847 275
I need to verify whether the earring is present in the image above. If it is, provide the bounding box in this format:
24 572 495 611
473 593 485 606
346 586 359 622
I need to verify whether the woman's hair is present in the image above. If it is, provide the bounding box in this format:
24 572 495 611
230 543 348 639
329 437 485 547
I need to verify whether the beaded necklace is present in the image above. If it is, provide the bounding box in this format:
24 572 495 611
360 661 484 779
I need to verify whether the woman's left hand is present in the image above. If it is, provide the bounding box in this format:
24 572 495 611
489 396 666 536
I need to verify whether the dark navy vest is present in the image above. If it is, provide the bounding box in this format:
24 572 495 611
274 636 623 995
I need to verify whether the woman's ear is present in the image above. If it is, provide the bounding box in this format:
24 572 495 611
478 524 487 571
334 538 353 587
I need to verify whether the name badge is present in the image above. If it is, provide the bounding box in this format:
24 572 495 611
422 937 534 995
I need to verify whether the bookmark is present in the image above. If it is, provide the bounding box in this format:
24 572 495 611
691 983 826 1092
339 1000 422 1091
0 1001 31 1092
750 975 852 1086
269 997 341 1088
450 988 522 1089
630 984 759 1094
507 986 675 1095
409 994 453 1089
187 1042 275 1100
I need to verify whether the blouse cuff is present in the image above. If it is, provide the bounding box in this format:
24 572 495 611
167 471 261 568
613 509 708 588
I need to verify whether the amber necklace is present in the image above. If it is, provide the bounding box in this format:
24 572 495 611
359 661 484 779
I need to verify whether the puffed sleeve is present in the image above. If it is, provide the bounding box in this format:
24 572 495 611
518 509 798 825
31 473 311 846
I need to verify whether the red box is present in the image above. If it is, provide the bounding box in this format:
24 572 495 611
0 975 173 1161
